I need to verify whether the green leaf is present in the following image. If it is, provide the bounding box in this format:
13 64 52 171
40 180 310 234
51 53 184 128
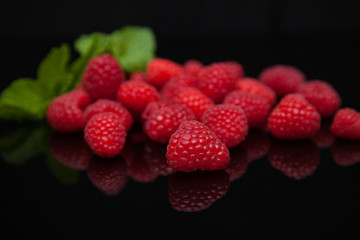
37 44 72 96
110 26 156 73
0 78 50 121
46 153 78 185
0 124 51 166
70 33 111 86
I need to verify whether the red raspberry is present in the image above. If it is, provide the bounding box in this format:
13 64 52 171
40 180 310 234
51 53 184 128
236 77 277 106
166 120 230 172
183 60 204 77
267 93 321 139
129 71 148 82
49 132 92 170
331 139 360 166
87 155 128 195
168 170 230 212
84 99 133 130
144 141 176 176
297 80 341 117
259 64 306 96
82 53 125 100
223 90 271 127
160 73 197 101
141 101 168 122
197 63 237 103
46 88 91 132
202 104 248 148
310 119 335 148
220 61 245 79
242 128 271 162
146 58 183 89
170 87 214 121
143 103 195 143
268 139 320 180
330 108 360 140
225 146 249 181
84 112 127 158
117 80 160 115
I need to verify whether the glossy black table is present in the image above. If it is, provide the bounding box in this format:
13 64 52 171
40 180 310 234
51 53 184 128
1 35 360 239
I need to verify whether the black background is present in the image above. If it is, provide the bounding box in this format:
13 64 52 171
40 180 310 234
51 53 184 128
1 0 360 239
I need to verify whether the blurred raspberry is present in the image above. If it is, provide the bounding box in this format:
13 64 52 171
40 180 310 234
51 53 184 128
310 119 335 148
146 58 183 89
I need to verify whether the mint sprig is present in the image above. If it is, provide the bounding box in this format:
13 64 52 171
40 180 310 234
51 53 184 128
0 26 156 122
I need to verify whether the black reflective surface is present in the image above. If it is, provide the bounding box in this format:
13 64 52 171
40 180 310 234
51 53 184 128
2 3 360 237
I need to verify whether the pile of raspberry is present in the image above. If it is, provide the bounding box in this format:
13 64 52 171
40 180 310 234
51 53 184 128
46 53 360 172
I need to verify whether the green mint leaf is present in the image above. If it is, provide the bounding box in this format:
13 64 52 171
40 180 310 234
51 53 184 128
71 33 111 86
37 44 72 96
0 78 50 121
110 26 156 73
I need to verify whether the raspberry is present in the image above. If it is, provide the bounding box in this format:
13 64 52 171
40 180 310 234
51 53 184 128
144 141 175 176
331 139 360 166
197 63 237 103
267 93 321 139
170 87 214 120
220 61 245 79
310 119 335 148
46 88 91 132
168 170 230 212
223 90 271 127
84 112 127 158
297 80 341 117
242 128 271 162
225 146 249 181
87 155 128 195
330 108 360 140
84 99 133 130
183 60 204 77
141 101 168 122
146 58 183 89
202 104 248 148
166 120 230 172
143 103 195 143
82 53 125 100
117 80 160 115
259 64 306 96
49 132 92 170
236 77 277 106
268 139 320 180
129 71 148 82
160 73 197 101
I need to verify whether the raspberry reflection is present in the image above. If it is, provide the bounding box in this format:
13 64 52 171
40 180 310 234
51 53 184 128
242 128 270 162
168 170 230 212
268 139 320 180
49 132 92 170
225 145 249 181
331 138 360 166
87 155 128 195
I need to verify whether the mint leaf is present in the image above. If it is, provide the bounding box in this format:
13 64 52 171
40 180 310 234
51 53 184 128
71 33 111 86
110 26 156 72
0 78 50 121
37 44 72 96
